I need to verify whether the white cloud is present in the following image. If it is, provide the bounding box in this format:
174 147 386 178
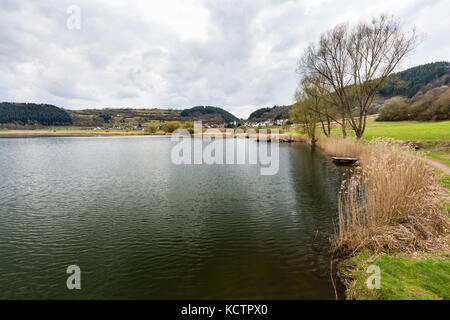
0 0 448 119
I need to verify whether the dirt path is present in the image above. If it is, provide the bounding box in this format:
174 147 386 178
419 157 450 175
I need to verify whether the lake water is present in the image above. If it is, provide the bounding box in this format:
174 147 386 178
0 136 344 299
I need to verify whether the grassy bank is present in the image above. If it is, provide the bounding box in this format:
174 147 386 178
318 119 450 141
420 141 450 167
355 120 450 167
316 137 449 300
335 120 450 167
339 250 450 300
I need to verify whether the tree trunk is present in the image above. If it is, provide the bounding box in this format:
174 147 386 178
311 114 317 148
341 118 347 138
355 129 362 141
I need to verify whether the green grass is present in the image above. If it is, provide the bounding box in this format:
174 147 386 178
437 173 450 189
290 119 450 141
324 119 450 141
424 150 450 167
339 250 450 300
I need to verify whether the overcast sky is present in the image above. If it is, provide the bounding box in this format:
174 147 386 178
0 0 448 118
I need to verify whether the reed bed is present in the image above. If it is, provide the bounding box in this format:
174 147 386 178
317 137 365 159
318 137 449 255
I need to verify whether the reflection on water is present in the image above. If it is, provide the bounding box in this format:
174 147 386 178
0 136 343 299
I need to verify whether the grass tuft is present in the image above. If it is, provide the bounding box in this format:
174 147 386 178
340 250 450 300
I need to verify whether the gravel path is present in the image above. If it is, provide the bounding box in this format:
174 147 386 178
419 157 450 175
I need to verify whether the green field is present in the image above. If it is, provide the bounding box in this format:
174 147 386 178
340 250 450 300
287 119 450 140
356 120 450 167
290 119 450 167
324 119 450 141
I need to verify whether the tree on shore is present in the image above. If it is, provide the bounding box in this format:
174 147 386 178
290 78 325 147
297 15 418 140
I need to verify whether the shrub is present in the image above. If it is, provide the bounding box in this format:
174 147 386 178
161 121 181 133
377 97 409 121
182 121 194 133
237 126 247 132
409 86 450 121
144 121 159 133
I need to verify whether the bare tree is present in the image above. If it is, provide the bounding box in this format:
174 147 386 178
290 88 319 147
298 15 418 139
290 77 328 147
301 76 333 137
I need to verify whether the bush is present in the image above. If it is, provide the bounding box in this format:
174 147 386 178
377 97 409 121
409 86 450 121
182 121 194 133
144 121 159 133
161 121 181 133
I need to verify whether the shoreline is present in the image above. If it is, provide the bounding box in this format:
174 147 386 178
0 130 306 142
0 130 164 136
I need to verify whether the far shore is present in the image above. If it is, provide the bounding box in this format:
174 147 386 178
0 130 163 136
0 129 305 141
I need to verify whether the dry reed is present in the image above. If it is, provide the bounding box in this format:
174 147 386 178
317 137 365 159
318 137 449 255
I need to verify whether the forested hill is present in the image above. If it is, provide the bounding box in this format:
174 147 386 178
68 106 239 126
248 105 291 122
0 102 72 125
379 61 450 98
180 106 240 123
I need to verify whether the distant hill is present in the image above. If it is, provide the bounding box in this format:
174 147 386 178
379 61 450 98
0 102 72 125
248 105 291 122
180 106 239 123
68 106 239 127
66 108 184 127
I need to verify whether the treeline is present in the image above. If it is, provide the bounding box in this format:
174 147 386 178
377 85 450 121
181 106 239 123
0 102 72 125
379 61 449 98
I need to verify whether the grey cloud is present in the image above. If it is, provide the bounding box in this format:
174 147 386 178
48 81 98 102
